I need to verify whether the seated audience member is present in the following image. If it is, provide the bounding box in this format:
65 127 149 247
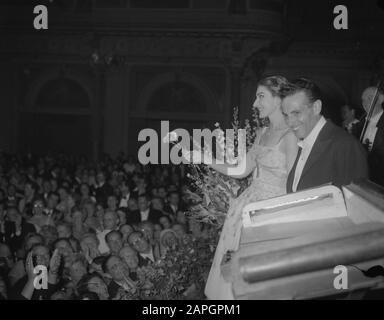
18 182 39 219
65 254 88 298
151 197 167 216
83 200 101 232
159 229 179 258
71 207 89 239
57 186 75 220
118 246 140 281
116 208 127 227
127 198 139 213
78 183 95 207
102 255 136 299
137 221 156 246
95 171 114 208
97 210 119 254
7 233 44 286
159 215 172 230
28 199 55 232
157 186 168 202
127 231 160 266
105 230 124 255
80 233 101 264
118 179 131 209
44 192 62 224
56 222 72 239
89 255 108 277
119 224 134 244
10 244 61 300
107 195 119 212
77 272 109 300
4 207 36 255
68 236 81 254
39 225 58 249
164 192 184 218
137 194 162 225
53 238 75 270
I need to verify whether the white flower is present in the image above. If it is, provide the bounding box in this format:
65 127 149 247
163 131 178 143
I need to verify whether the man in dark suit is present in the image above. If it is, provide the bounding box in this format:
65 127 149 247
359 86 384 187
163 191 185 217
4 207 36 255
136 194 162 225
95 171 114 208
281 78 369 193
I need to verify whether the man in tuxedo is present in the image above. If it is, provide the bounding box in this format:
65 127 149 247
281 78 368 193
360 86 384 187
127 194 162 225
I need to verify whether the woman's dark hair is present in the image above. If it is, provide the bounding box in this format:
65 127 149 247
257 75 290 97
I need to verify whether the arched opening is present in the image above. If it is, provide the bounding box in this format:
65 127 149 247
20 77 93 157
128 71 222 156
35 78 91 110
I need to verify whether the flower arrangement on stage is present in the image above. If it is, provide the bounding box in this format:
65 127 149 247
168 106 265 228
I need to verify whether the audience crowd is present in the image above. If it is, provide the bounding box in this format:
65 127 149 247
0 152 213 300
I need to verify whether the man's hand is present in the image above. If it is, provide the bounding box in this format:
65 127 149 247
49 248 61 275
25 252 36 280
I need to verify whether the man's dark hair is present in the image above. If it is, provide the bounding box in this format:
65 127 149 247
280 78 323 103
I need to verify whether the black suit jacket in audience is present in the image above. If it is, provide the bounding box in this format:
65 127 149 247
4 219 36 254
95 182 114 207
287 121 369 193
126 209 162 225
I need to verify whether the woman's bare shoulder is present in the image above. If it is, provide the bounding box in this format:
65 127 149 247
280 129 298 152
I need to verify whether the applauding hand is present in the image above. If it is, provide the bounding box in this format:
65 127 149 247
49 248 61 276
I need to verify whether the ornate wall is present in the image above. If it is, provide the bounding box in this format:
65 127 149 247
0 0 383 157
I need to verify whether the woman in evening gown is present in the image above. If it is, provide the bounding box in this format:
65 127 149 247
203 76 299 299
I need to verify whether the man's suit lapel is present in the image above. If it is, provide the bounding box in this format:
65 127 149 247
297 121 334 189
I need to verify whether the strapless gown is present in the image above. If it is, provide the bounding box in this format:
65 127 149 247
204 128 290 300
